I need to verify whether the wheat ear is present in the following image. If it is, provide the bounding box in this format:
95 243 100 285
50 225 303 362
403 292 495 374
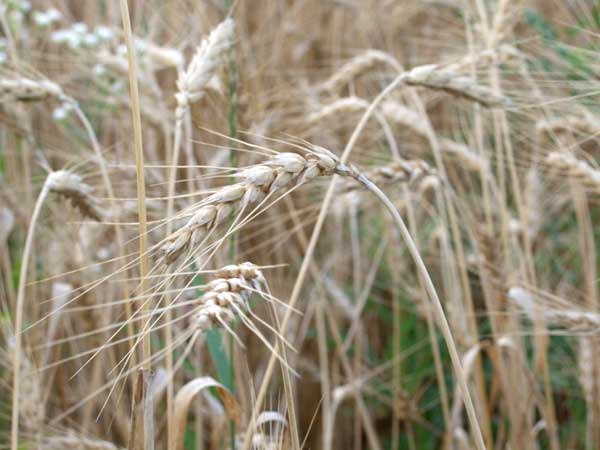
400 63 508 107
42 433 123 450
546 152 600 190
318 49 400 93
0 78 63 101
47 170 104 221
161 148 342 264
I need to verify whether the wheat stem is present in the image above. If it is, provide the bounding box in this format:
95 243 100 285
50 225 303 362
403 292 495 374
11 177 51 450
120 0 151 371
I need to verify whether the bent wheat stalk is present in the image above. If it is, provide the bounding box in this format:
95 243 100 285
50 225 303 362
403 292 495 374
10 173 53 450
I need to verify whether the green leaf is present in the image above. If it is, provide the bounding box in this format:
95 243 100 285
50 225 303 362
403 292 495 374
206 329 234 391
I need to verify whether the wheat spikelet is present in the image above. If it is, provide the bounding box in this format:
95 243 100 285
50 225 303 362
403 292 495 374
319 49 399 93
400 64 508 107
546 152 600 190
47 170 104 221
161 148 345 264
194 262 267 331
0 78 64 102
175 18 234 116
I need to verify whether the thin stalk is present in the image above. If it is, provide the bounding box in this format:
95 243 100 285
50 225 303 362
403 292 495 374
119 0 151 369
11 177 51 450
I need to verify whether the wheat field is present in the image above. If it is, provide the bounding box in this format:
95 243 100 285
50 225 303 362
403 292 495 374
2 1 600 449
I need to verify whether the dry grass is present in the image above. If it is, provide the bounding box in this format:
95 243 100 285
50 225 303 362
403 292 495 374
2 1 600 450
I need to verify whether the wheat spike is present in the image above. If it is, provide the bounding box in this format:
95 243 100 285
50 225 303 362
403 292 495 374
161 148 347 264
307 96 369 124
47 170 104 221
546 152 600 191
400 64 508 107
536 114 600 137
42 433 122 450
508 286 600 332
319 49 399 93
381 101 487 171
0 78 64 102
175 18 234 116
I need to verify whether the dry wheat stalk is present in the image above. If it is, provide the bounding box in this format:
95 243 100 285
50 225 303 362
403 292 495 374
161 148 351 264
319 49 400 93
175 18 234 117
0 78 63 102
47 170 104 221
546 152 600 191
